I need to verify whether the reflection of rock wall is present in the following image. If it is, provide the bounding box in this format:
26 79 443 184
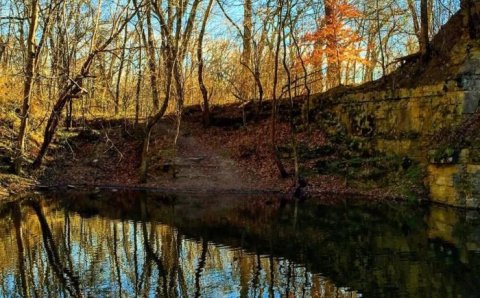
427 206 480 263
427 163 480 208
312 6 480 207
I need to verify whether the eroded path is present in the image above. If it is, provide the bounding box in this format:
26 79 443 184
142 122 262 192
41 119 269 193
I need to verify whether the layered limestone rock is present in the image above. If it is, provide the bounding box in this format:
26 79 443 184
312 5 480 207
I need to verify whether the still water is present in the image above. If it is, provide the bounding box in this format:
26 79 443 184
0 192 479 297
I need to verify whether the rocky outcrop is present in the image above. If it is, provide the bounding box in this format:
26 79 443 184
312 5 480 207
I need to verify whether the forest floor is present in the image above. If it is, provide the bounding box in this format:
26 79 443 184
0 119 37 198
0 102 425 201
35 102 422 201
38 116 275 194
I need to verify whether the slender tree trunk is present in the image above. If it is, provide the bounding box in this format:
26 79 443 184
282 10 299 186
324 0 341 88
289 14 311 126
271 1 288 178
376 0 386 76
135 33 142 126
241 0 253 104
115 25 129 115
139 69 171 182
14 0 39 174
420 0 430 56
407 0 421 46
197 0 214 127
66 100 73 130
140 0 201 182
142 3 160 111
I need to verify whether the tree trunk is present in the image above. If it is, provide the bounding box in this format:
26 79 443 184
135 33 143 126
32 6 137 169
139 0 201 182
282 10 299 186
463 0 480 39
197 0 214 127
14 0 39 174
420 0 430 56
407 0 421 46
271 1 288 178
142 3 160 111
115 25 129 115
138 70 171 183
65 100 73 130
376 0 386 76
324 0 341 88
241 0 253 103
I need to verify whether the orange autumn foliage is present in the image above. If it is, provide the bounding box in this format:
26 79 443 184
303 0 365 86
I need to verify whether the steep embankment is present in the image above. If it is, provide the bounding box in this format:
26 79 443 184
305 3 480 207
8 6 475 199
36 98 423 201
0 120 37 198
39 116 276 194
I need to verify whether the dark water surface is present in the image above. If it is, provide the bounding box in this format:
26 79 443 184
0 192 479 297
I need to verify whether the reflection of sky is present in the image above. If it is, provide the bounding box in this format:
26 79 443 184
0 211 355 298
3 274 15 296
2 195 480 297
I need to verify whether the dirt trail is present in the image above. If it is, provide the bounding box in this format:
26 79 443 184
143 123 262 192
41 120 271 194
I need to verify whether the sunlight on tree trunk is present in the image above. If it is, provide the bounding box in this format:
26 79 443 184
14 0 39 174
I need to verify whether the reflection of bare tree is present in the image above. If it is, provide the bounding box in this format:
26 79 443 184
194 239 208 298
113 224 123 297
251 253 262 297
301 268 310 297
140 199 168 296
166 221 188 298
133 222 139 297
11 203 29 298
27 200 82 298
268 255 275 298
63 211 76 286
25 236 37 296
0 196 366 298
175 238 188 298
121 221 137 291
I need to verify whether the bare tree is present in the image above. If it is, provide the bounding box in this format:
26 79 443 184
114 25 130 115
32 0 138 169
136 0 161 112
197 0 214 127
139 0 201 182
14 0 40 174
420 0 430 56
271 0 288 178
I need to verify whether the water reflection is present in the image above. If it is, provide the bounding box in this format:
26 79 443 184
0 192 479 297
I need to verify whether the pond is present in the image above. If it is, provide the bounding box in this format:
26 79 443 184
0 191 479 297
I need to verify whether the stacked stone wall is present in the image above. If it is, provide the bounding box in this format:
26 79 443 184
309 4 480 207
312 76 480 207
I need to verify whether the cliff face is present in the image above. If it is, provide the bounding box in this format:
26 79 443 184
311 5 480 207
